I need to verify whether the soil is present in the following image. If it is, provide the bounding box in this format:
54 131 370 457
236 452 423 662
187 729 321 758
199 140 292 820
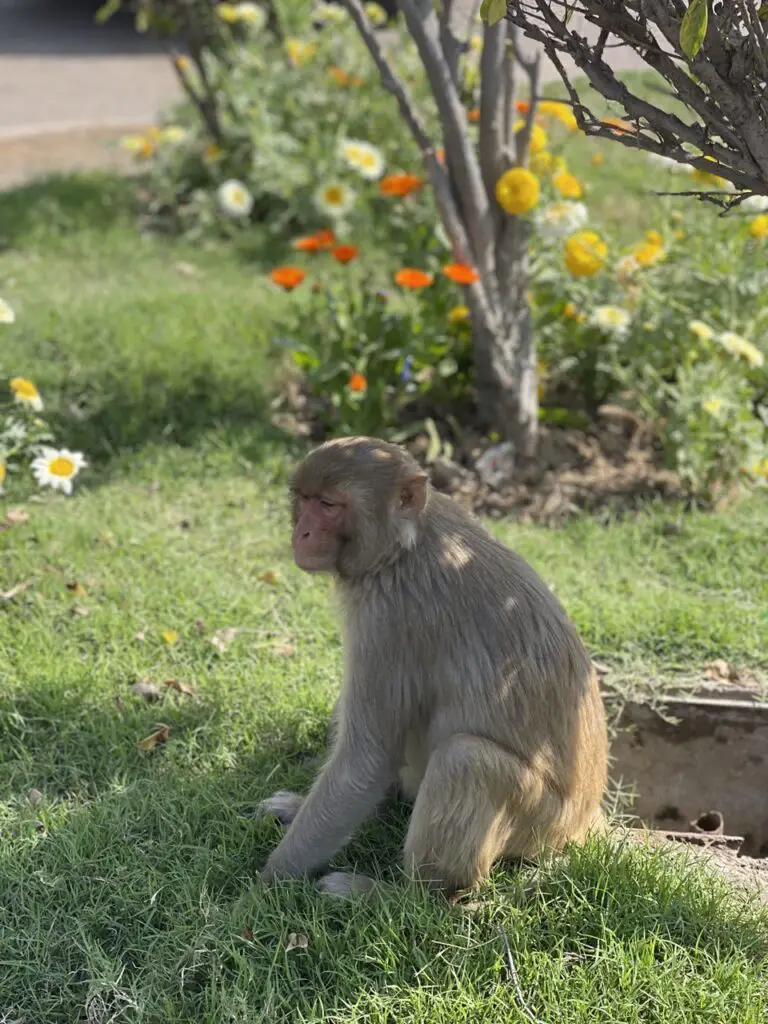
270 379 690 526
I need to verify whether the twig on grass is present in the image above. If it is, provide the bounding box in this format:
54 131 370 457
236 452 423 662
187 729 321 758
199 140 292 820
498 924 546 1024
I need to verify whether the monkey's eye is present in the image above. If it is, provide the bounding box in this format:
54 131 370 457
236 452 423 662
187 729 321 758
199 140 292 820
320 499 335 509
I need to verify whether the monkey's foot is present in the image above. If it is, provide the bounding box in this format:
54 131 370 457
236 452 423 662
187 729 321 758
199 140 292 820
255 790 305 827
316 871 375 898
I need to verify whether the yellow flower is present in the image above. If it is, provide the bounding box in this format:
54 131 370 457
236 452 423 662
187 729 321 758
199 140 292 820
633 241 666 267
216 2 239 21
691 158 728 189
448 305 470 324
745 457 768 477
553 170 583 199
120 134 154 160
591 152 605 166
537 100 578 131
10 377 43 411
563 301 577 319
162 629 179 645
205 142 222 162
717 331 764 368
645 230 663 246
0 298 15 324
563 231 607 277
750 214 768 239
174 55 192 73
529 150 554 176
494 167 541 215
365 2 389 26
285 38 316 66
689 320 714 341
702 397 724 416
512 120 548 156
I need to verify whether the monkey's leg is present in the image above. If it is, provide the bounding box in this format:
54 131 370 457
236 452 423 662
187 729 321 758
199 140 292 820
402 734 560 893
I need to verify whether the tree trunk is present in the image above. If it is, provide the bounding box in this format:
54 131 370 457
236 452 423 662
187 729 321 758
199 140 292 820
470 223 538 457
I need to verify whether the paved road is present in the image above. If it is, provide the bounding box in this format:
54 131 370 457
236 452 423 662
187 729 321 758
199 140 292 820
0 0 645 188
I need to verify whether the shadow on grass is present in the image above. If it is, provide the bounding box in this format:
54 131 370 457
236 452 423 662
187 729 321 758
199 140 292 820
0 681 765 1019
0 173 139 247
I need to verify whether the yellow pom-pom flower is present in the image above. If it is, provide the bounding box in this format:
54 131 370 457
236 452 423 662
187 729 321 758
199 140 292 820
563 231 607 277
494 167 541 215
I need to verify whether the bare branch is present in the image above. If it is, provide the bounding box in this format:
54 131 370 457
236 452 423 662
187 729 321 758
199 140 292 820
479 21 508 205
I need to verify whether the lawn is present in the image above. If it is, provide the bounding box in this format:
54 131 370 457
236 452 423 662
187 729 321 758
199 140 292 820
0 162 766 1022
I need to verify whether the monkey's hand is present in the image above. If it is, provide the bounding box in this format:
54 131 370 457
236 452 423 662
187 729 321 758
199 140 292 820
255 790 305 827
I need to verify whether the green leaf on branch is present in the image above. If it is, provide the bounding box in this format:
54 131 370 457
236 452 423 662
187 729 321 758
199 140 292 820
94 0 121 24
480 0 507 27
679 0 708 61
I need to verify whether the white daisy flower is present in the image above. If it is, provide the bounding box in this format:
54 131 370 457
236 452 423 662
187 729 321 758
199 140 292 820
9 377 43 412
588 305 631 338
717 331 765 368
313 180 357 217
0 298 15 324
536 200 588 238
31 447 87 496
217 179 254 218
339 138 386 181
741 194 768 213
689 319 714 341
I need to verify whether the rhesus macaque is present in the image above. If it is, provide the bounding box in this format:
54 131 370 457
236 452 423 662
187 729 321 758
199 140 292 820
258 436 608 897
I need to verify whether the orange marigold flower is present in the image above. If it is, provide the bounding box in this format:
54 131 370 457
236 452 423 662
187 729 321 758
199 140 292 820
328 66 351 86
394 268 434 289
332 244 359 264
515 100 530 113
269 266 306 290
348 371 367 392
436 147 445 164
442 262 480 285
467 107 481 122
293 234 323 252
379 173 424 197
313 228 336 249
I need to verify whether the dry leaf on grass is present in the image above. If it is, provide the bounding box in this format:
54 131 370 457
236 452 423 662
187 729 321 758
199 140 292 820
4 507 29 526
241 926 254 941
135 630 147 642
130 681 164 702
704 659 741 683
136 725 170 751
0 579 35 601
272 640 296 658
163 678 196 698
195 617 206 635
66 581 87 597
257 570 280 586
71 605 90 617
284 932 308 953
28 788 43 807
162 630 179 646
210 627 243 653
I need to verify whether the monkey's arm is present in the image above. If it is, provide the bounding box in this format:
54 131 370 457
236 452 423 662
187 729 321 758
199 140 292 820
260 710 397 883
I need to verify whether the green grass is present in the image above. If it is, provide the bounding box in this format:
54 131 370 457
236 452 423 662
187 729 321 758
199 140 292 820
0 171 766 1021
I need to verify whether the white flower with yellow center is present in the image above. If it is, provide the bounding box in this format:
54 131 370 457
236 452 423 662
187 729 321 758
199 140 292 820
741 194 768 213
234 2 267 28
717 331 765 368
313 179 356 217
315 2 348 23
689 319 714 341
589 305 631 338
364 2 388 26
0 298 15 324
339 138 386 180
31 447 87 496
217 179 254 218
9 377 43 412
536 200 588 238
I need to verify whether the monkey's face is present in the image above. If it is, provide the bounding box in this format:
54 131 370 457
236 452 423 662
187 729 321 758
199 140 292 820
291 492 348 573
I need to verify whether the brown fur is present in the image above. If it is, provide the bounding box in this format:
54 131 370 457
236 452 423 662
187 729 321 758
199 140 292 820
258 436 608 895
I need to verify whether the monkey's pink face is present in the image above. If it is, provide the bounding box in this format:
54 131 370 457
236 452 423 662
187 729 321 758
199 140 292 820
292 494 348 573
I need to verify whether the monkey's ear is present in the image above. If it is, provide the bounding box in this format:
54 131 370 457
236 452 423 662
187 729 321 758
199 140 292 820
398 473 428 518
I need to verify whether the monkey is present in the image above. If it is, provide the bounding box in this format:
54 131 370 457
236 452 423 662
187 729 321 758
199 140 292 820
257 435 609 897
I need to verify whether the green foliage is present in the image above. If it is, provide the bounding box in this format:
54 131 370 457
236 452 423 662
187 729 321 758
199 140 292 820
679 0 709 60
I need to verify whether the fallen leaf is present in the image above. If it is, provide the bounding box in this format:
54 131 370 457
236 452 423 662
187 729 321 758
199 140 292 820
273 640 296 658
284 932 308 953
210 627 242 653
135 630 147 642
130 681 164 702
162 630 179 646
241 926 254 941
0 579 35 601
3 507 29 526
704 659 739 682
28 787 43 807
257 569 280 586
163 678 196 698
195 617 206 634
136 725 170 751
71 605 90 617
66 581 87 597
592 661 611 676
175 261 199 276
178 519 191 531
